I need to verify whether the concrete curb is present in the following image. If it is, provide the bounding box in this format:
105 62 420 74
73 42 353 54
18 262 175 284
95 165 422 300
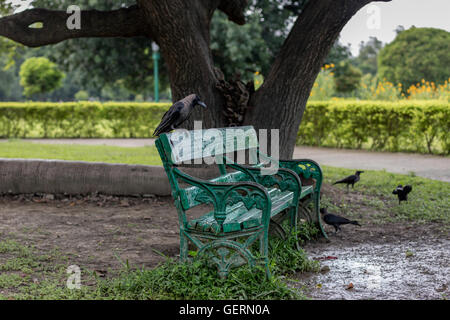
0 159 217 196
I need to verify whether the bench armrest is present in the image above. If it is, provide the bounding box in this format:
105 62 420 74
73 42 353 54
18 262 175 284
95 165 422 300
255 152 322 193
278 159 323 192
173 168 272 230
223 158 302 201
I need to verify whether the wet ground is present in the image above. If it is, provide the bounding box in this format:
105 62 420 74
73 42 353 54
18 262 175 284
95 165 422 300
0 192 448 300
301 237 449 300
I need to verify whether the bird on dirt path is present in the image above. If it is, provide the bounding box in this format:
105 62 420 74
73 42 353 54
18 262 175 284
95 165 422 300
320 208 361 234
392 185 412 204
333 171 364 190
153 94 207 136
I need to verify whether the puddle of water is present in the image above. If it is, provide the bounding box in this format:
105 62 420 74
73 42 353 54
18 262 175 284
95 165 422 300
298 239 449 300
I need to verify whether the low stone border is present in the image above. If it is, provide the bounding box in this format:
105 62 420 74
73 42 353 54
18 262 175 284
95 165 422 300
0 159 217 196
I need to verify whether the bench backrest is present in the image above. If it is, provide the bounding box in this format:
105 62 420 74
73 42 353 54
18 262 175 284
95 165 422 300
156 126 260 209
157 126 258 165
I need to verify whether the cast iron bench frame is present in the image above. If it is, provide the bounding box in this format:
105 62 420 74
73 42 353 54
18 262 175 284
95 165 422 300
155 126 326 278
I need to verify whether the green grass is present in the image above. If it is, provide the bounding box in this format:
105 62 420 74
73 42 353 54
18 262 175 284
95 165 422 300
0 140 162 165
0 233 316 300
322 166 450 224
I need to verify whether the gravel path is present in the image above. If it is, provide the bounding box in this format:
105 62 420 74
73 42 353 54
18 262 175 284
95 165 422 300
4 139 450 182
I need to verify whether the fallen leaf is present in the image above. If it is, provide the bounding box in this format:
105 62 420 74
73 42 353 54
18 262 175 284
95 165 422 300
346 283 354 290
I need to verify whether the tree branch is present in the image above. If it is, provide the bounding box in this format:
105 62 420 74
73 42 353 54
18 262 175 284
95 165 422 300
218 0 248 25
0 5 148 47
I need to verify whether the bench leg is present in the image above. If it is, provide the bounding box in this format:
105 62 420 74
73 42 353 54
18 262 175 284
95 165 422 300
179 230 189 261
260 232 271 280
314 193 328 239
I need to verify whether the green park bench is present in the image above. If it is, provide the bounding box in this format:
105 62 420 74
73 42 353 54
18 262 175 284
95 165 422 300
155 126 326 278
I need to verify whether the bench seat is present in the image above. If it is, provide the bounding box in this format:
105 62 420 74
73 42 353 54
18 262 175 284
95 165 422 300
187 185 314 234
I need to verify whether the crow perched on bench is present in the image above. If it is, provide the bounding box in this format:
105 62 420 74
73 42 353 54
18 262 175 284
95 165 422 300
392 185 412 203
320 208 361 234
153 94 207 136
333 171 364 190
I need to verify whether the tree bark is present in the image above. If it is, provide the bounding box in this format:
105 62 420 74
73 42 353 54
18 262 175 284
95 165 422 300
244 0 385 159
0 5 148 47
137 0 227 129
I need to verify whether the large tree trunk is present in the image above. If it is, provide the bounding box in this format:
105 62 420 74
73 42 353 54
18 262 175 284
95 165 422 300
244 0 375 159
138 0 228 129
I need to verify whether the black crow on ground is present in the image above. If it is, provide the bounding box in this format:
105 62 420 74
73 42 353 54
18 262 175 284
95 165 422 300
320 208 361 234
153 94 207 136
392 185 412 204
333 170 364 190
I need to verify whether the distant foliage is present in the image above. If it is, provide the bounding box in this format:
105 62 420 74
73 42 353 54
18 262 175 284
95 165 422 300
378 27 450 90
407 79 450 101
333 61 363 94
19 57 65 98
74 90 89 101
353 37 383 76
311 69 449 101
355 74 402 101
309 64 336 101
211 11 271 83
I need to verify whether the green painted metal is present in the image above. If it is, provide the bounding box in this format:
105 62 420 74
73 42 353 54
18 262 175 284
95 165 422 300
162 126 258 164
155 126 325 278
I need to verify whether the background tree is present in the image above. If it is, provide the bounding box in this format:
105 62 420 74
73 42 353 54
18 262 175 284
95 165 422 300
378 27 450 90
210 11 270 82
334 60 362 94
324 40 352 66
19 57 65 98
353 36 383 76
0 0 392 158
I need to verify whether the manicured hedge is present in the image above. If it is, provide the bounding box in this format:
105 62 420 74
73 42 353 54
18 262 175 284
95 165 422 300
0 102 170 138
298 100 450 154
0 100 448 154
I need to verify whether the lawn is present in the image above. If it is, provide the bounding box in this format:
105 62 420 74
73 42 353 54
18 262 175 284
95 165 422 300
0 140 162 165
322 166 450 225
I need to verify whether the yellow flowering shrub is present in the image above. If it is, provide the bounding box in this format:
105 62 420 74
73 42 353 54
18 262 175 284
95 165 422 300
309 64 336 101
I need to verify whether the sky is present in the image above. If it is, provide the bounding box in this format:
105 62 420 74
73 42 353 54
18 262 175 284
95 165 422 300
340 0 450 55
9 0 450 56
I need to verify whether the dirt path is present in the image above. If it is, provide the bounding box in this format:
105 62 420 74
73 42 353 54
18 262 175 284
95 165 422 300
3 139 449 182
0 192 448 300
